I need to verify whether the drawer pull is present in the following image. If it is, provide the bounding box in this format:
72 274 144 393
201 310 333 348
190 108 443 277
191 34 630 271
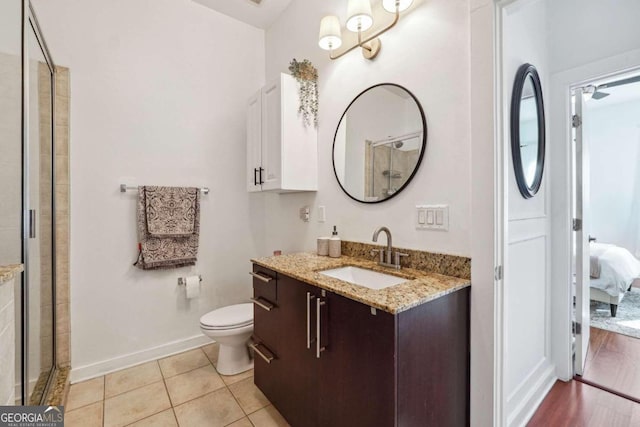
316 298 326 359
250 271 273 283
250 343 274 364
306 292 316 349
251 297 274 311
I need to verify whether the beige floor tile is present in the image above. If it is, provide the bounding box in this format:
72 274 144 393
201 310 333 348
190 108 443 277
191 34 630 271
201 342 219 365
105 361 162 398
66 376 104 411
173 388 244 427
220 368 254 386
127 409 177 427
159 348 210 378
248 405 290 427
64 401 103 427
226 417 253 427
165 364 225 406
229 377 270 415
104 381 171 427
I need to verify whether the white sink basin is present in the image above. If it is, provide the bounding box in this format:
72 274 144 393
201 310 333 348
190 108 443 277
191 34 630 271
319 266 408 290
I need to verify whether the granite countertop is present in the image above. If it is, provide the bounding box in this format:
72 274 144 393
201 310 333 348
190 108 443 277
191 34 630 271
251 253 470 314
0 264 23 284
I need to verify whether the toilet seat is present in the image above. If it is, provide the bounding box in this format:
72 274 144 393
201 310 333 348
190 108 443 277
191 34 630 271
200 303 253 331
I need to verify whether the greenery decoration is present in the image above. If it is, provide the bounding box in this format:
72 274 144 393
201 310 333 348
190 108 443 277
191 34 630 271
288 58 318 128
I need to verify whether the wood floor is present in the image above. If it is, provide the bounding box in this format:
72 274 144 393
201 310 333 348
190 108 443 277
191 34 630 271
528 380 640 426
529 327 640 426
582 327 640 399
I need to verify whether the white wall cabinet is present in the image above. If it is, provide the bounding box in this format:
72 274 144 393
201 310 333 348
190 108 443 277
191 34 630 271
247 73 317 193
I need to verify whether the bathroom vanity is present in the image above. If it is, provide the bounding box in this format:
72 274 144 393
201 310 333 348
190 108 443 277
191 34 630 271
250 253 470 427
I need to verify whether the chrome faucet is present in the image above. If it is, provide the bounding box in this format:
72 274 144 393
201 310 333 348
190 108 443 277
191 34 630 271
372 226 408 269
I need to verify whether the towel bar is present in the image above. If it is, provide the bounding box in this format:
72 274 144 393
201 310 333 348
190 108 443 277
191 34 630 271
120 184 209 194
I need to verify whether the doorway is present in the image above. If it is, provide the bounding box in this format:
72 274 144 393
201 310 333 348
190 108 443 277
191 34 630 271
572 70 640 400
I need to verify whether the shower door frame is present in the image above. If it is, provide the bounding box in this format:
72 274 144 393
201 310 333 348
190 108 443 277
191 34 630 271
20 0 58 405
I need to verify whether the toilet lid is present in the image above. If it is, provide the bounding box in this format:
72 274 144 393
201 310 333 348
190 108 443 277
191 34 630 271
200 303 253 329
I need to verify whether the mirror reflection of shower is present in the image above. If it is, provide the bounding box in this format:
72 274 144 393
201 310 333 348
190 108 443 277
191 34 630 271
366 131 422 200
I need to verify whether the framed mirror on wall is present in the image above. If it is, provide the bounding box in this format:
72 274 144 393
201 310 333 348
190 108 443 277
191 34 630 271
332 83 427 203
510 63 546 199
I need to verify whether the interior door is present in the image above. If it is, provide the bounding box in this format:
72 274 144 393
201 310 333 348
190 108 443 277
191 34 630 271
573 87 591 376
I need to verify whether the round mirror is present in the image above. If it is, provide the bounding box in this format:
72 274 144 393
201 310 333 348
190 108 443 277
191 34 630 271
510 63 545 199
332 84 427 203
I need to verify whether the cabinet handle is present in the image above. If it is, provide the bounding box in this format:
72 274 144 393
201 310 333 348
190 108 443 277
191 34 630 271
259 167 264 184
29 209 36 239
316 298 326 358
249 343 274 364
251 297 274 311
250 271 273 283
254 168 259 186
306 292 316 349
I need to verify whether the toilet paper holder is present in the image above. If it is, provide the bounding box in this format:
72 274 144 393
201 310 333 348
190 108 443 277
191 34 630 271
178 275 203 286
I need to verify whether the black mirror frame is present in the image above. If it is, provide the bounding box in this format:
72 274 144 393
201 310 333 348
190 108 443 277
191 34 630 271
331 83 427 204
510 63 546 199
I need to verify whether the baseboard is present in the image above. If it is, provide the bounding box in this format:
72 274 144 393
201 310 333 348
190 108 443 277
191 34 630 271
507 360 556 427
69 334 212 384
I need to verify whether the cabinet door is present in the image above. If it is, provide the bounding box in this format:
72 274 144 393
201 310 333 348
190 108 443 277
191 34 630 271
318 292 396 427
271 276 320 427
260 79 282 191
246 90 262 192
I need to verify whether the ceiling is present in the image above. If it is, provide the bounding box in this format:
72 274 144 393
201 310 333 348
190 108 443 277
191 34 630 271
192 0 293 29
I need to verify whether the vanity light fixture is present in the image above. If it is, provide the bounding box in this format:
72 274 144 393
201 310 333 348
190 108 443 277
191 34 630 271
318 0 413 60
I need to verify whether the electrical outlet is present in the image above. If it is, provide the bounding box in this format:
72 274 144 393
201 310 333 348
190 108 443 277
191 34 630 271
299 206 310 222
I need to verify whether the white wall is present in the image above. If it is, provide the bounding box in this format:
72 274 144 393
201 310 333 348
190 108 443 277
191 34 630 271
588 99 640 255
263 0 470 257
31 0 265 380
548 0 640 74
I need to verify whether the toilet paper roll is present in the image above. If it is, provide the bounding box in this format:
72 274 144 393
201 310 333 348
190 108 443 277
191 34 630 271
185 275 201 299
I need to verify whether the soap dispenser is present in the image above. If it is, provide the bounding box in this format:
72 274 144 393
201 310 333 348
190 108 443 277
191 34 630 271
329 226 341 258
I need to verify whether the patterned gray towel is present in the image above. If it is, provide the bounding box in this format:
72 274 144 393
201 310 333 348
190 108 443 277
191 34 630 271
145 186 198 237
134 186 200 270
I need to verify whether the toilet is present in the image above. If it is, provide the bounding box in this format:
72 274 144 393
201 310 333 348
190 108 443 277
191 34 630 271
200 303 254 375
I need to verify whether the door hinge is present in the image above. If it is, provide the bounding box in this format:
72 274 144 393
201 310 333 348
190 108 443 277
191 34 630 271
494 265 503 281
573 218 582 231
573 321 582 335
572 114 582 128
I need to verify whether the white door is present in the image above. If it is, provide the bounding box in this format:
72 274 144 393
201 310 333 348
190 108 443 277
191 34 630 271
573 87 591 376
260 79 282 191
247 90 262 192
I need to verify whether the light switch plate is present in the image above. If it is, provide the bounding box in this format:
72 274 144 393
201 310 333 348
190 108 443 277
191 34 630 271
318 206 326 223
416 205 449 231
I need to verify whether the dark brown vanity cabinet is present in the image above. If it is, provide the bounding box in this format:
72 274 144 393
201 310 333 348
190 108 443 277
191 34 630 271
251 264 470 427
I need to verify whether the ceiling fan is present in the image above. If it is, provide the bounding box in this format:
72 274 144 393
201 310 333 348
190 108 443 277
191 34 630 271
586 74 640 100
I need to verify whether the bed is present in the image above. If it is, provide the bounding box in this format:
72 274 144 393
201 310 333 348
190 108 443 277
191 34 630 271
590 242 640 317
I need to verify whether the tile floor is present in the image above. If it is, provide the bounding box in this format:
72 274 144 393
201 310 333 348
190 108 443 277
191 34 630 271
64 343 289 427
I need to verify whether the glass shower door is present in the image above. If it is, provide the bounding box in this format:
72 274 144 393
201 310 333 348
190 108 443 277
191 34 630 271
24 15 55 405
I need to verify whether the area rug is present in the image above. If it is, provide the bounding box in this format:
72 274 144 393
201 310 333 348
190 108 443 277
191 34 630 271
591 288 640 339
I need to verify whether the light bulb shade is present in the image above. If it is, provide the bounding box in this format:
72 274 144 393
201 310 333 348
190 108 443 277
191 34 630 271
382 0 414 12
346 0 373 32
318 15 342 50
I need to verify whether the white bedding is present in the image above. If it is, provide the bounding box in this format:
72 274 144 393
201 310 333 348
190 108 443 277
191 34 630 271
590 243 640 297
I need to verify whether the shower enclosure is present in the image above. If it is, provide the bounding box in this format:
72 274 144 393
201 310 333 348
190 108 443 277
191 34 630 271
366 132 422 200
1 0 58 405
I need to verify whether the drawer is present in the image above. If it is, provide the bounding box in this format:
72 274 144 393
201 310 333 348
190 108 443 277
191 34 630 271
252 265 277 302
